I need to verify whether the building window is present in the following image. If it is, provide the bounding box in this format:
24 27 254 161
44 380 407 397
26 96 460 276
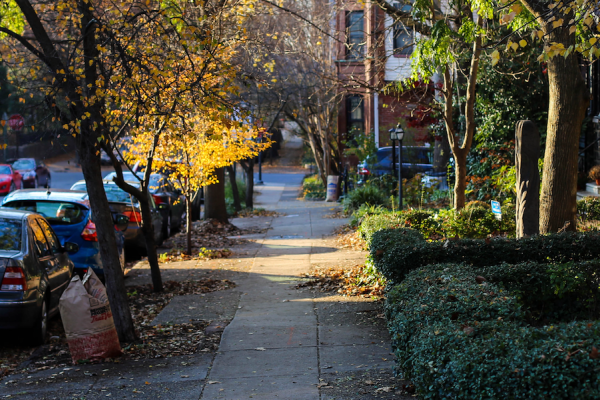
346 11 364 60
346 95 364 145
393 25 413 56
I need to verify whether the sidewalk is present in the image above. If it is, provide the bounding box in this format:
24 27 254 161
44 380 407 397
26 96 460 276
1 174 403 399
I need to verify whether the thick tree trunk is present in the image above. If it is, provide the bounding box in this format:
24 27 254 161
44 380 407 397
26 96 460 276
79 142 137 342
204 167 229 223
138 196 162 292
453 150 467 210
226 164 242 212
539 27 589 233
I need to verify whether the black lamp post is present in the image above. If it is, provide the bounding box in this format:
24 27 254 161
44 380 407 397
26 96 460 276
389 123 405 210
256 131 264 185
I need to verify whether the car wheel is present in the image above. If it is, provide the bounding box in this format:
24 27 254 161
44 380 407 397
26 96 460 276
45 175 51 188
9 181 16 192
31 298 48 345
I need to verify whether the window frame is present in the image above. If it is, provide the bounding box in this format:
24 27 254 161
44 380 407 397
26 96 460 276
346 10 365 60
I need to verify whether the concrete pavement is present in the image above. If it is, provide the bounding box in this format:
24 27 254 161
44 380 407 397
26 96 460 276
0 173 398 399
198 178 394 399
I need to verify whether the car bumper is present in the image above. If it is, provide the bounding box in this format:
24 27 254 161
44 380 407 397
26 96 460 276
0 298 39 330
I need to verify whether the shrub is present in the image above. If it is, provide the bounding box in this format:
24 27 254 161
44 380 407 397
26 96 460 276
578 196 600 221
343 185 388 212
399 209 442 239
464 200 491 210
358 213 404 245
386 262 600 399
370 230 600 283
302 175 325 199
446 206 501 239
349 204 388 228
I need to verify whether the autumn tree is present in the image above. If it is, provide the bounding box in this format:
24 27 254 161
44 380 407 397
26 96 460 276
0 0 262 341
239 0 343 185
129 111 269 255
99 1 246 292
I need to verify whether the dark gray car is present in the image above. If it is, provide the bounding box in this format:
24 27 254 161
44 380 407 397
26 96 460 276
0 209 78 344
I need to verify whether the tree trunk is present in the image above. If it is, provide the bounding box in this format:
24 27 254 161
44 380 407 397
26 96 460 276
539 26 589 233
204 167 229 223
138 196 162 292
79 142 137 343
226 164 242 212
240 158 254 209
186 195 193 255
453 150 467 210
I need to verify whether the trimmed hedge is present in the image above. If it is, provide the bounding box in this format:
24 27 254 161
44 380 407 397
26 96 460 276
578 196 600 221
386 262 600 399
358 213 404 245
371 230 600 283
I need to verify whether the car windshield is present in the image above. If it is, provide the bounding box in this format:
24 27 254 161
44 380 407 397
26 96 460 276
2 201 88 225
0 218 21 251
12 159 35 170
402 148 433 164
71 182 86 191
0 166 11 175
104 184 139 204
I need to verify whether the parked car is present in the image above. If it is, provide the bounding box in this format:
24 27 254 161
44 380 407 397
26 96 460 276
0 164 22 194
0 208 78 344
357 146 434 183
10 158 51 188
70 180 163 252
103 171 185 237
1 189 128 278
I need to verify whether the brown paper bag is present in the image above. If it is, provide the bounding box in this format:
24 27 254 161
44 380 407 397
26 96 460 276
59 269 122 363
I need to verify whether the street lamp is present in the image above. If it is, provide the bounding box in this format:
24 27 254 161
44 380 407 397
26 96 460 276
389 123 405 210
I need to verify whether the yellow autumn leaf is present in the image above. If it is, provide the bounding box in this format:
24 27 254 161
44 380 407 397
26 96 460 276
519 39 527 48
511 42 519 51
491 49 500 66
570 25 577 34
590 37 597 45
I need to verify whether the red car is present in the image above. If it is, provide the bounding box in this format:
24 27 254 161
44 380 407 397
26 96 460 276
0 164 22 194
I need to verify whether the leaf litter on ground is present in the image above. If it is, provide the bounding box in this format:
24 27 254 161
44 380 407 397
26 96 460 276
297 264 385 298
161 219 269 254
0 278 235 378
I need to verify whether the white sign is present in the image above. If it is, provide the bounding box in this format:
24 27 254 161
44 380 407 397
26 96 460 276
490 200 502 221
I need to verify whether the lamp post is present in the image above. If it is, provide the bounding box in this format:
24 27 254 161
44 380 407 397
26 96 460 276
389 124 405 210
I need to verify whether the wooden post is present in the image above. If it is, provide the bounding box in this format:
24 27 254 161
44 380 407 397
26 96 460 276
515 120 540 238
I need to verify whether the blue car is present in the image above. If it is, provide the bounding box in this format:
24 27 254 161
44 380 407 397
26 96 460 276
1 189 127 278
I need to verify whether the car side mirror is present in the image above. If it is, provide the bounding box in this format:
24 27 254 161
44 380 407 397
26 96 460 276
64 242 79 254
157 203 168 210
114 214 130 232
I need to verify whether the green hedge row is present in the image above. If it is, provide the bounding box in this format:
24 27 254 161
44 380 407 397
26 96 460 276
371 230 600 283
356 206 516 243
386 262 600 399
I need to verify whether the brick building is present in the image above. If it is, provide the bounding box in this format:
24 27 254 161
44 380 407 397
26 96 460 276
334 0 433 159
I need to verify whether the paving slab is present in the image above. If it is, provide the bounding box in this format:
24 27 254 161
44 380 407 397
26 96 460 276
151 290 242 325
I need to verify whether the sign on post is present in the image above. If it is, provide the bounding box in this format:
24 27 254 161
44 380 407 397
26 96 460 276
8 114 24 131
490 200 502 221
